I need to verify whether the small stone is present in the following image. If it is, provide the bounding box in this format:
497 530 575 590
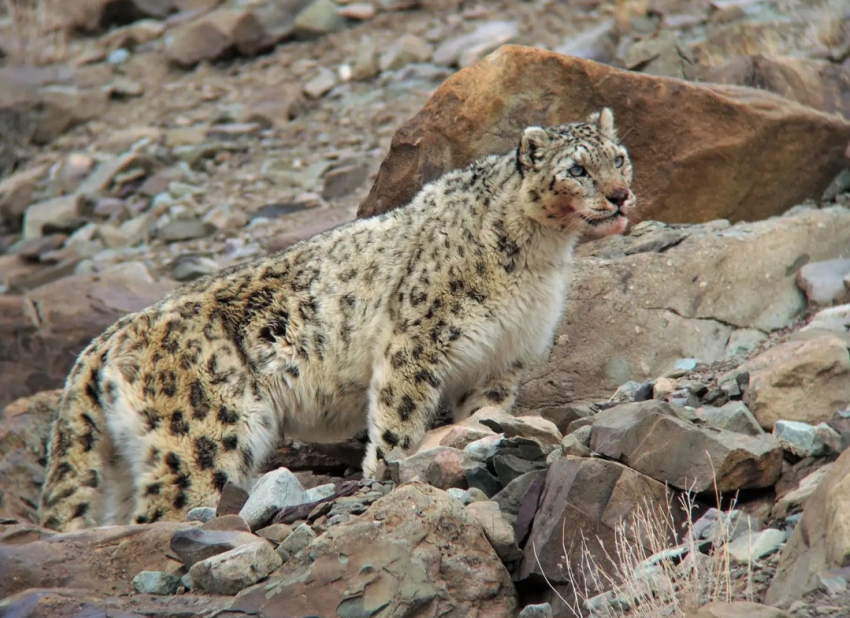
653 377 677 399
93 197 128 218
294 0 345 40
351 35 379 80
463 433 503 460
204 203 248 231
255 523 293 544
466 500 522 562
675 358 699 372
107 48 130 65
518 603 553 618
202 514 252 532
276 522 316 558
186 507 217 523
23 195 83 240
321 163 370 200
472 409 562 446
726 528 786 563
305 483 335 502
303 67 339 99
379 33 432 71
157 218 214 243
560 433 592 457
492 454 546 487
699 401 763 436
189 540 282 595
774 420 831 458
446 487 470 504
797 258 850 306
339 2 375 19
132 570 182 595
239 467 311 529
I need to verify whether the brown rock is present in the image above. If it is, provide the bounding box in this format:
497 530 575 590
216 481 249 516
0 390 62 524
0 165 46 227
242 84 305 129
201 514 251 532
165 9 264 67
170 527 264 568
0 270 176 409
0 522 196 598
701 54 850 119
393 446 485 489
688 601 792 618
589 401 783 492
357 46 850 224
516 456 684 606
231 483 517 617
733 336 850 430
66 0 177 32
766 448 850 606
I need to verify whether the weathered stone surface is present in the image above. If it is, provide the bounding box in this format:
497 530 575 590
0 270 175 409
516 456 682 591
393 446 485 489
466 500 523 562
0 522 195 598
726 528 786 563
132 570 182 595
358 46 850 225
231 483 517 617
775 463 834 518
189 539 282 595
734 335 850 430
697 401 763 436
797 258 850 306
589 401 783 492
170 527 264 568
766 448 850 606
518 208 850 405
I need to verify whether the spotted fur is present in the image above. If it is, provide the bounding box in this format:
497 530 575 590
39 109 635 531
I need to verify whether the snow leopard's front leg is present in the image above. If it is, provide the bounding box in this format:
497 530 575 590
362 334 445 478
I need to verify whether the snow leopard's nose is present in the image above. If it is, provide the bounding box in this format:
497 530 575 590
606 189 628 208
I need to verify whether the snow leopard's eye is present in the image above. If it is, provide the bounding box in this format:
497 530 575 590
568 165 586 177
614 156 625 168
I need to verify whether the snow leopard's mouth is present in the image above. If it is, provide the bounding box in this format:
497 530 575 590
581 210 625 226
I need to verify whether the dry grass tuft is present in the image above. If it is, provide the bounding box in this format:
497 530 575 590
537 480 755 618
0 0 69 66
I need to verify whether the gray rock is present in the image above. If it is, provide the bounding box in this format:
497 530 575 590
492 470 547 523
239 467 311 529
379 33 432 71
305 483 336 502
170 528 266 568
464 433 503 460
186 507 217 523
276 523 317 560
157 218 214 243
293 0 345 39
726 528 786 563
471 409 562 446
699 401 764 436
466 500 522 562
255 523 293 544
774 420 833 457
691 508 761 543
189 540 282 595
797 258 850 305
303 67 338 99
170 255 220 282
518 603 554 618
803 303 850 334
492 454 546 487
447 487 470 504
559 433 592 457
132 570 182 595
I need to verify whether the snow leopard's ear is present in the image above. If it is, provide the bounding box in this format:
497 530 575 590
588 107 617 142
517 126 550 172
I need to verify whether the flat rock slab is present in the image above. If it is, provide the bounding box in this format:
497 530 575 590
0 587 246 618
589 401 783 492
231 482 517 618
357 45 850 225
0 522 197 599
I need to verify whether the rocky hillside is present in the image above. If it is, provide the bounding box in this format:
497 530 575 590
1 0 850 616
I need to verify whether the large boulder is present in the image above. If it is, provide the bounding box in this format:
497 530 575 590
517 207 850 405
516 456 684 612
0 269 176 409
357 45 850 225
231 482 517 618
765 448 850 607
